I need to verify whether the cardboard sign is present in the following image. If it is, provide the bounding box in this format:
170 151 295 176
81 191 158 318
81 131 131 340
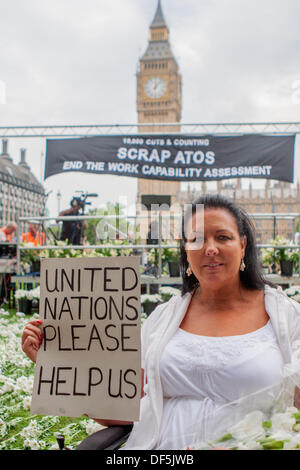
31 256 141 421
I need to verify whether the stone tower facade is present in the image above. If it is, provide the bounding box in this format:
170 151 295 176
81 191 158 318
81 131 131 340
136 0 182 209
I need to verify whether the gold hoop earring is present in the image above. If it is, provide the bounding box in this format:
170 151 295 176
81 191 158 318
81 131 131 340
240 259 246 272
186 265 193 277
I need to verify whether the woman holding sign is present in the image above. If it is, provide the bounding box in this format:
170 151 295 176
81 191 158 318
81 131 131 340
22 194 300 450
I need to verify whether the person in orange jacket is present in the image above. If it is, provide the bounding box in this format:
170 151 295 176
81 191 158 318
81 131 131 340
0 222 17 242
22 223 45 246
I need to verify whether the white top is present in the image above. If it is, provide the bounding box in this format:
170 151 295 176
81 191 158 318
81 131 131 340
156 321 284 449
124 286 300 450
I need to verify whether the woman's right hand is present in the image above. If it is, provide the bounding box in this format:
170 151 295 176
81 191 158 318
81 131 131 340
21 319 43 363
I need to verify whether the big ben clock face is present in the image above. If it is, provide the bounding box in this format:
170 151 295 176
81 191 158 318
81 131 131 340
145 77 167 99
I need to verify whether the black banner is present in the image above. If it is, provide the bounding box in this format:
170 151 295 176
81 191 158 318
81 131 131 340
44 134 295 183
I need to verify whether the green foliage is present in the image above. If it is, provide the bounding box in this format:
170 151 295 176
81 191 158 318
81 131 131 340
85 202 134 245
147 243 181 266
260 236 299 268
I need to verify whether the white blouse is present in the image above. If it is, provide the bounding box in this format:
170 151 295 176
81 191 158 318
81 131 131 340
156 320 284 449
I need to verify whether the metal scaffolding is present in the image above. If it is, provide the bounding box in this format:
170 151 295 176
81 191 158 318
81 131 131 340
13 212 300 281
0 121 300 138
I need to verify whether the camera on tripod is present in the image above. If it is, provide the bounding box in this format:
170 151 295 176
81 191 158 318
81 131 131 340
71 197 85 209
70 192 98 213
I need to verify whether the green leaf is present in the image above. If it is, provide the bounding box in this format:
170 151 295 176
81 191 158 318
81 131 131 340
215 433 233 443
259 437 285 450
263 420 272 429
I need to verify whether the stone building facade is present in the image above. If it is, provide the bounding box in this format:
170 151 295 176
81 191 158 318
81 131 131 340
0 139 46 234
177 180 300 244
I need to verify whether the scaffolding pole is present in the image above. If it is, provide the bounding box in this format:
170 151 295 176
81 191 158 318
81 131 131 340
0 122 300 138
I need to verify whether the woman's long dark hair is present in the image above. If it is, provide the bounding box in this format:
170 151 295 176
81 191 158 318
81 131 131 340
180 194 277 295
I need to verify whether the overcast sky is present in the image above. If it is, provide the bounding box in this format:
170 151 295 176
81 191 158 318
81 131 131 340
0 0 300 217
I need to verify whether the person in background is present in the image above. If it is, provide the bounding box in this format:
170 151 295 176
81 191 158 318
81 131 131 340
58 198 87 245
0 221 17 242
144 221 160 278
146 221 159 246
22 222 45 246
0 221 17 305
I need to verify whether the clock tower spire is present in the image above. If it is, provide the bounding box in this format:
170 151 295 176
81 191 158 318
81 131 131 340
150 0 168 39
136 0 182 216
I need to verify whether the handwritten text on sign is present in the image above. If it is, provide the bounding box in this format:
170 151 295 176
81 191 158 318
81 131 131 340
31 257 141 421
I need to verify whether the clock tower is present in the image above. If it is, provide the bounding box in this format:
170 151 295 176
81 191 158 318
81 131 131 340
136 0 182 210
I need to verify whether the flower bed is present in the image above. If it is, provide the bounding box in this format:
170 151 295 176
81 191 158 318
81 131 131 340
0 307 148 450
0 308 104 450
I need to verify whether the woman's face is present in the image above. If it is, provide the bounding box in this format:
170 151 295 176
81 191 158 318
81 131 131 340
185 208 247 289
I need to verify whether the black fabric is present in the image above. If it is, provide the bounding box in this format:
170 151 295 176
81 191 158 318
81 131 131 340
75 425 133 450
45 134 296 183
60 213 82 245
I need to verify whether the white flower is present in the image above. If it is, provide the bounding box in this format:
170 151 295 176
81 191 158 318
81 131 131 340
49 443 59 450
15 289 28 300
85 420 104 435
269 430 293 441
2 379 15 393
286 406 298 413
15 286 40 300
30 439 41 450
285 286 300 297
23 438 31 448
159 286 181 297
141 294 163 304
236 440 263 450
20 420 39 438
16 375 34 393
0 310 9 316
24 438 40 450
22 396 32 410
271 412 296 432
16 311 25 317
22 262 31 273
39 441 46 449
283 433 300 450
228 411 265 441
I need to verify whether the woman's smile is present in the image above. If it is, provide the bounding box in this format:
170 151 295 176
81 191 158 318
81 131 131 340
203 262 224 271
